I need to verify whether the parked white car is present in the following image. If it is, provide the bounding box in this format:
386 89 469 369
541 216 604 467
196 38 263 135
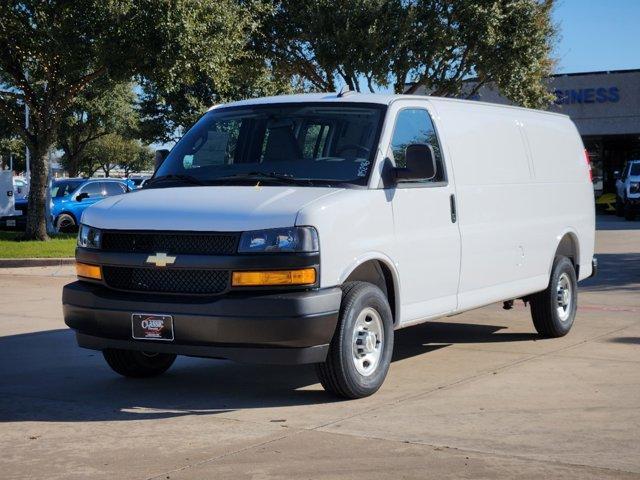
63 93 596 398
615 159 640 220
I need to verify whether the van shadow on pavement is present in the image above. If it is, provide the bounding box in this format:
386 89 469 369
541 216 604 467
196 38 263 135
0 321 537 424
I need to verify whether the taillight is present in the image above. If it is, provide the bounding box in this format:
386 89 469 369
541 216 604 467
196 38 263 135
584 149 593 182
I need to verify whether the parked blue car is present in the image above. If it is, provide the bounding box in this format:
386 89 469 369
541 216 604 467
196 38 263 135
51 178 131 232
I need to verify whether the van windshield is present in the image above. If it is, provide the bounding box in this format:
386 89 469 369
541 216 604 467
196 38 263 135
153 103 385 187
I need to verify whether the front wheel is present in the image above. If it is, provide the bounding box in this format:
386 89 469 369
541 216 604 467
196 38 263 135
103 349 176 378
316 281 394 399
55 213 77 233
529 256 577 338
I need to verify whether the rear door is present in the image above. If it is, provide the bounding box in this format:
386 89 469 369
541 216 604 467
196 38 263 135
386 101 461 323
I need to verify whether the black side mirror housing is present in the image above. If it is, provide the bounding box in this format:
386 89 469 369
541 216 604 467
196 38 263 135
76 192 89 202
613 170 621 180
394 144 436 181
155 149 170 172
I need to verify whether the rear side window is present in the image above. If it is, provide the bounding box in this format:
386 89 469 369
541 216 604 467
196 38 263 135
390 109 445 183
81 182 104 197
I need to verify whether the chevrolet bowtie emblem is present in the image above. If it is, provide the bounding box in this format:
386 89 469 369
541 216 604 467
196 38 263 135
146 252 176 267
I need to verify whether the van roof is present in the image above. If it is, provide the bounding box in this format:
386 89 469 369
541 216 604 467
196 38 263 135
212 92 568 118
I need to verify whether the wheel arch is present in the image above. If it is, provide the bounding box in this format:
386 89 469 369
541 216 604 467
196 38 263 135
550 230 581 279
339 254 400 326
56 211 78 223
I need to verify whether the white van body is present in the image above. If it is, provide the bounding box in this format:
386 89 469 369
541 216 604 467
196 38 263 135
65 93 596 397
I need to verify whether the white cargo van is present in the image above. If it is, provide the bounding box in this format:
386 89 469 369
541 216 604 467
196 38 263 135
63 93 596 398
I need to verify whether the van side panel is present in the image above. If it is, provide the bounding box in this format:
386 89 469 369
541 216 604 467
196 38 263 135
521 114 595 279
430 99 594 311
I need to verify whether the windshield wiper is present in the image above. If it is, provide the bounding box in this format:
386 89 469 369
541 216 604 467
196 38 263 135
144 174 206 188
214 171 313 186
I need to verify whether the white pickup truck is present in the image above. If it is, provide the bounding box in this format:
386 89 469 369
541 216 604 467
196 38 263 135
615 159 640 220
63 93 596 398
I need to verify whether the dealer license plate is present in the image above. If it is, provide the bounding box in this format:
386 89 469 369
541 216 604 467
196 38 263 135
131 313 174 341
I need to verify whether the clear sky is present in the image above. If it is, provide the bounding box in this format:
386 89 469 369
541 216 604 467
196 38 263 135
552 0 640 73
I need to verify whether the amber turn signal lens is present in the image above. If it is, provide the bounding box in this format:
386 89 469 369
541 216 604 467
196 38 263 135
76 262 102 280
232 268 316 287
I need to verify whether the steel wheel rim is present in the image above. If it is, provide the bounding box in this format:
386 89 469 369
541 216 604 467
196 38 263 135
556 272 572 322
352 307 384 376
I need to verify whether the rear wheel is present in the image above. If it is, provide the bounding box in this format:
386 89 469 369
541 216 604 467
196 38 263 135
529 256 577 338
316 281 394 399
55 213 77 233
103 349 176 378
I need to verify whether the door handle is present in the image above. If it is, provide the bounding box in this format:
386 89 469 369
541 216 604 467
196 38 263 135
450 194 457 223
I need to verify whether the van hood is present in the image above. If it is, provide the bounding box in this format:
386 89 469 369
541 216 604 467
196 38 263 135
81 186 341 231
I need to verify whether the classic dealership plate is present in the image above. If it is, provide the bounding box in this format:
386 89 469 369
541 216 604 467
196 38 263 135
131 313 174 341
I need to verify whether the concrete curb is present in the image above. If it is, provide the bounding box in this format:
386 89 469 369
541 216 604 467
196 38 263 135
0 257 74 268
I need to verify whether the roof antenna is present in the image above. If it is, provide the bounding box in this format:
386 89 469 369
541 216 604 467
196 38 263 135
337 85 354 98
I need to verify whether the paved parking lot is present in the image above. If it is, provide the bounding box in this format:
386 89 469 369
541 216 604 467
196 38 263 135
1 215 639 479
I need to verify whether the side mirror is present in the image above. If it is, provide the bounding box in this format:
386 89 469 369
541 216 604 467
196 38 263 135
394 144 436 181
613 170 621 180
155 149 170 172
76 192 89 202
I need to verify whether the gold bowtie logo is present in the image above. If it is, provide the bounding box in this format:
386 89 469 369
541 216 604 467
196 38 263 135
146 252 176 267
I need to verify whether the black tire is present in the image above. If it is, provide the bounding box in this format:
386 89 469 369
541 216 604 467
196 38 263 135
316 281 394 399
624 202 636 221
529 256 577 338
102 349 176 378
55 213 77 233
615 196 624 217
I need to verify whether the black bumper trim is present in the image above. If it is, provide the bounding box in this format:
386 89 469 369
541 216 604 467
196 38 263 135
63 281 341 364
590 256 598 278
76 333 329 365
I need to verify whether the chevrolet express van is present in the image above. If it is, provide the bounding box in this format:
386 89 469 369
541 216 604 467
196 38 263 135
63 93 596 398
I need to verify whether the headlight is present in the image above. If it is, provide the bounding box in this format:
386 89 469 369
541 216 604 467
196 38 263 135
77 224 102 249
630 182 640 194
238 227 319 253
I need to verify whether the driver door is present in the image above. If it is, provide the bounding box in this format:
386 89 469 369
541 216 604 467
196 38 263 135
387 101 461 323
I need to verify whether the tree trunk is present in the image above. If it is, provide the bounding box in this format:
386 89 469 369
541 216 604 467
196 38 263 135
24 142 51 240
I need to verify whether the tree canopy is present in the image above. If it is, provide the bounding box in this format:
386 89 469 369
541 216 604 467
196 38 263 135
0 0 557 239
262 0 556 107
0 0 287 239
57 81 138 177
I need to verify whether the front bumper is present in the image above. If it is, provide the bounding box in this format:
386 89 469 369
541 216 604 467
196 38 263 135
63 281 341 364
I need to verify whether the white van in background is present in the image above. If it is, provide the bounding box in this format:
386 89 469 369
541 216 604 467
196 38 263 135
63 93 596 398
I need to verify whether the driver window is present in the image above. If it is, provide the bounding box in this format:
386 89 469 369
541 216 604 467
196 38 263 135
390 109 445 183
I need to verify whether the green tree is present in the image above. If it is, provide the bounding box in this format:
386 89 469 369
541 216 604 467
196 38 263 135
137 2 292 144
262 0 555 106
0 115 25 172
0 0 284 239
57 81 138 177
83 134 151 177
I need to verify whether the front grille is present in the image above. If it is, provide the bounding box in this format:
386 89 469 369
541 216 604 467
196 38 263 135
101 232 238 255
103 266 230 295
